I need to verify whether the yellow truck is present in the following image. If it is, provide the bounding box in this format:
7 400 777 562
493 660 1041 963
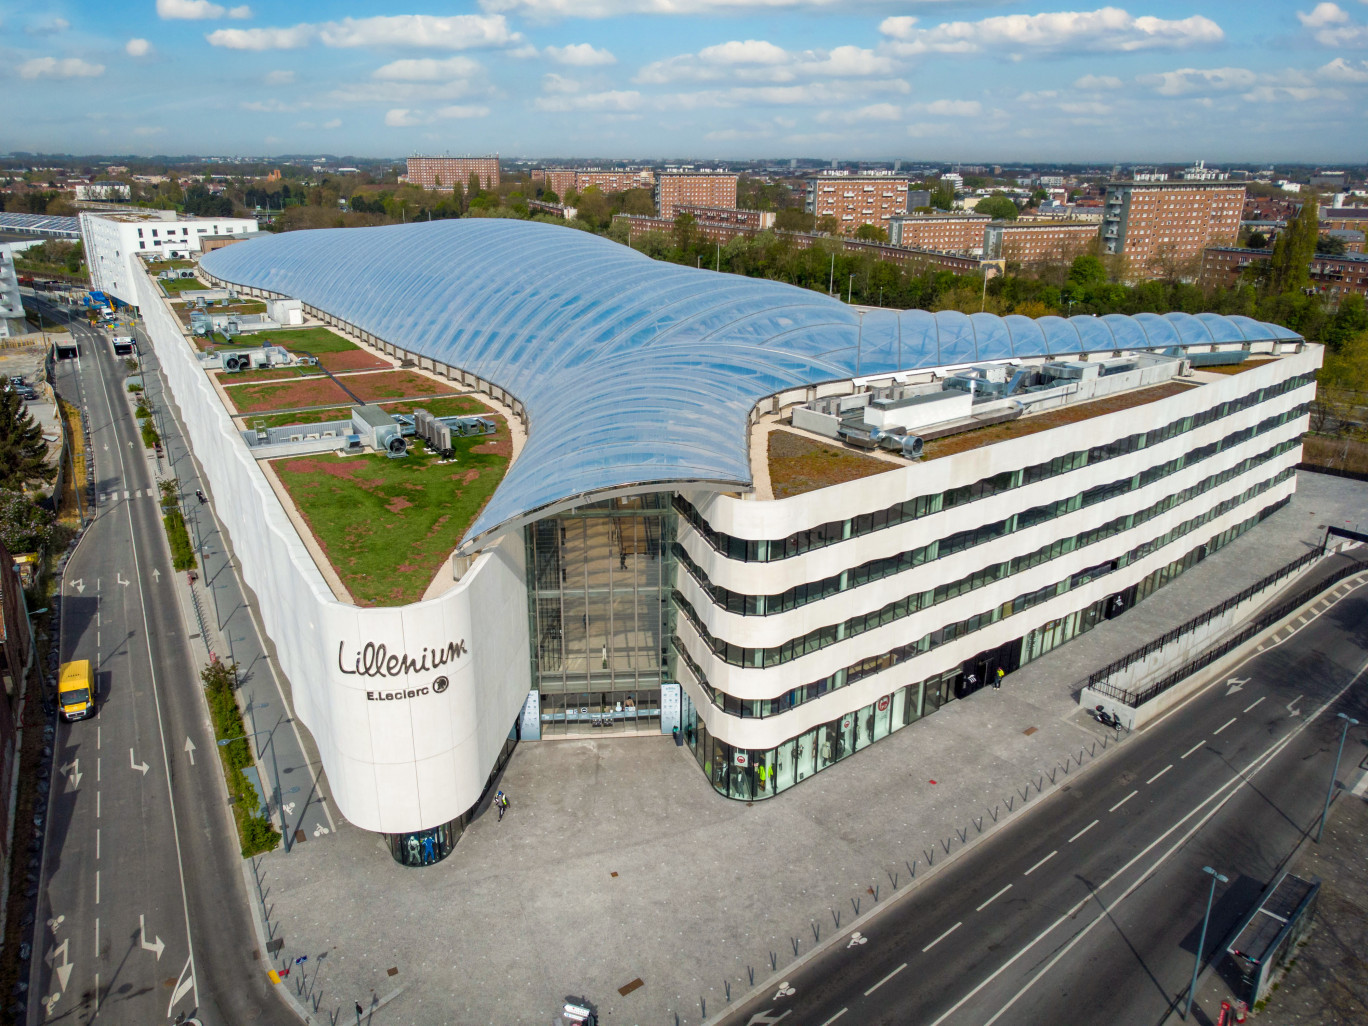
58 660 94 721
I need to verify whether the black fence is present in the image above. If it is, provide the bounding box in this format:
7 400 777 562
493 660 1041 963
1087 554 1366 708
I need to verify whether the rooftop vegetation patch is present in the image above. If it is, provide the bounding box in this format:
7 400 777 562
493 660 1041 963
768 429 898 499
224 376 352 414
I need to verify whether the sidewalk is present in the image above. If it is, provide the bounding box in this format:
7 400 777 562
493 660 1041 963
249 470 1368 1026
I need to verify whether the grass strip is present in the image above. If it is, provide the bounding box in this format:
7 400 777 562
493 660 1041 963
201 661 280 857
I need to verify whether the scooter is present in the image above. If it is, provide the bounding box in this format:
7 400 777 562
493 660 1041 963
1093 705 1122 729
195 489 207 504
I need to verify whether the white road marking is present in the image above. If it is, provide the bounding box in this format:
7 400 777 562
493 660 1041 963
96 791 100 818
817 1011 846 1026
928 655 1368 1026
1213 718 1236 736
1181 741 1206 759
866 962 908 993
1244 697 1265 713
977 884 1012 911
95 829 99 860
1109 790 1138 812
1068 820 1098 844
97 724 101 749
923 923 962 953
1147 765 1173 785
94 870 99 904
1024 851 1057 876
96 757 100 783
94 918 98 957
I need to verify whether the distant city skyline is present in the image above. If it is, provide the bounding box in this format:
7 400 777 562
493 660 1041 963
3 1 1367 162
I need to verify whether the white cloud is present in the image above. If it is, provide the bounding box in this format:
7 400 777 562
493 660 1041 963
157 0 251 20
1137 66 1257 96
210 14 518 51
322 118 342 129
372 56 483 81
481 0 889 16
18 56 105 80
1319 56 1368 81
327 80 481 105
915 98 981 116
1073 73 1122 89
660 78 910 110
542 72 582 93
544 43 616 65
1297 3 1368 46
28 17 71 35
241 99 295 112
384 105 490 126
638 40 894 84
125 38 154 57
880 7 1223 56
264 69 295 84
533 89 642 112
817 102 902 123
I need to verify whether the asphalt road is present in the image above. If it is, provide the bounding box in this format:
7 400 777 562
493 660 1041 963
26 303 296 1026
720 566 1368 1026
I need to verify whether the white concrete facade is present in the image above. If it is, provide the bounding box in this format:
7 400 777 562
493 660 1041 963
673 350 1319 754
81 210 257 306
135 270 531 836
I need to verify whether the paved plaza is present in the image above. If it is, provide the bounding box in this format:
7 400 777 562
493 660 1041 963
244 471 1368 1026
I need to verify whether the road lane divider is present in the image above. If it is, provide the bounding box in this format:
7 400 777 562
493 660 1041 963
1244 697 1265 713
1212 717 1236 735
866 962 908 993
1181 741 1205 759
976 885 1012 911
1023 851 1057 876
922 923 962 953
1146 765 1173 785
1109 790 1138 812
1067 821 1098 844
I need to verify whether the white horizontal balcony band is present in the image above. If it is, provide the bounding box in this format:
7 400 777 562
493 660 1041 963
680 473 1297 749
677 455 1299 703
681 377 1315 597
694 350 1317 546
678 422 1307 648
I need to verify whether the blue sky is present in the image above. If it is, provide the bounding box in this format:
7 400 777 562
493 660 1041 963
3 0 1366 162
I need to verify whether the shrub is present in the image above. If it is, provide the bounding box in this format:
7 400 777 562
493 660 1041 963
127 383 143 393
200 660 280 857
162 509 196 570
141 420 159 448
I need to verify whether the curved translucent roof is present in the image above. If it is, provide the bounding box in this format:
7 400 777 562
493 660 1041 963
201 219 1302 551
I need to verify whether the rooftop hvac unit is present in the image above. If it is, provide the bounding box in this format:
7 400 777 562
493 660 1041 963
386 435 408 458
222 353 247 372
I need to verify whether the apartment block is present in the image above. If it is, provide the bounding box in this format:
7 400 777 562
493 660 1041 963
806 176 911 235
675 206 775 229
1200 245 1368 299
1101 180 1245 274
543 169 655 198
888 214 990 253
405 155 501 192
658 174 739 220
984 221 1101 264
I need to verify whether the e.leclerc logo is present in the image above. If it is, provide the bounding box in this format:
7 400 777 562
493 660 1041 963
337 640 466 701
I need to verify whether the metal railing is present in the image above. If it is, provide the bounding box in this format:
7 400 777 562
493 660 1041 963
1089 556 1366 708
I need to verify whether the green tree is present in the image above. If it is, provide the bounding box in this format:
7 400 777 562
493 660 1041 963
0 489 55 553
1322 294 1368 352
673 211 699 252
539 188 560 204
775 208 815 232
1315 234 1347 256
815 214 840 235
1246 231 1269 249
1267 201 1318 294
574 187 611 231
975 195 1019 221
0 389 54 490
466 172 482 203
930 181 955 210
853 223 889 243
1066 254 1108 289
620 188 655 217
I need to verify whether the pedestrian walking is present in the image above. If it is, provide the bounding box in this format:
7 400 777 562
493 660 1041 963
994 668 1005 689
495 789 509 821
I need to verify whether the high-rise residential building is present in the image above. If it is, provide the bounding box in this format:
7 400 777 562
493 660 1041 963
1101 180 1245 274
983 221 1101 264
807 176 911 234
405 155 501 192
657 174 738 220
542 169 655 198
888 214 990 253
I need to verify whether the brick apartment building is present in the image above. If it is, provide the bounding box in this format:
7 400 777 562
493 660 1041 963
1101 180 1245 273
805 176 910 235
887 214 990 253
1323 208 1368 234
984 221 1101 264
1200 245 1368 299
405 155 500 192
542 169 655 198
657 174 738 220
676 206 774 229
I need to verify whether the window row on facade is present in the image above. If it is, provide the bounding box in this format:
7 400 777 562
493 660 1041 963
675 464 1295 718
676 408 1307 617
678 495 1290 801
674 371 1314 564
676 432 1299 670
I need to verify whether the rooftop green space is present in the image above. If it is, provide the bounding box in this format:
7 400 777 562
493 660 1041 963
241 394 491 430
274 423 511 606
768 429 898 499
199 326 389 371
147 259 193 272
162 277 212 294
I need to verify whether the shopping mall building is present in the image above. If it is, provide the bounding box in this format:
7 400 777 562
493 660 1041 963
137 219 1316 864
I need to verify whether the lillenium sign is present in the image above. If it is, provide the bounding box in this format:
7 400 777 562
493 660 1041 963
338 640 468 701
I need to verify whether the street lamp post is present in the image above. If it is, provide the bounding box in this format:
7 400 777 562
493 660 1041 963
848 273 856 304
856 309 865 378
828 253 835 296
1185 865 1229 1019
1318 712 1358 842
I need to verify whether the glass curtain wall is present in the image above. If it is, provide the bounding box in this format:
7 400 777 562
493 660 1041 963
527 494 675 736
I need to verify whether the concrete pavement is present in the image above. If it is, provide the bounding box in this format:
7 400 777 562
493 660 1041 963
247 469 1368 1026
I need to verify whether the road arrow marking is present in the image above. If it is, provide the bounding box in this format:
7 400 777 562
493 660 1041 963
1225 677 1250 696
184 737 196 765
59 759 82 789
71 579 84 594
745 1012 792 1026
116 572 129 587
44 938 74 991
138 915 165 960
130 749 149 775
152 568 160 582
1287 695 1304 717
